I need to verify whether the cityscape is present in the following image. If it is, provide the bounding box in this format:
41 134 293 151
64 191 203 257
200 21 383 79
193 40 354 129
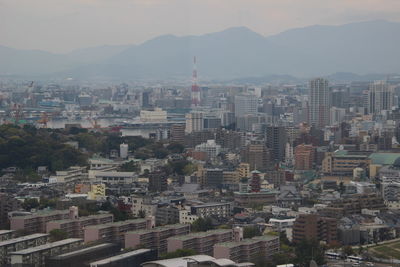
2 1 400 267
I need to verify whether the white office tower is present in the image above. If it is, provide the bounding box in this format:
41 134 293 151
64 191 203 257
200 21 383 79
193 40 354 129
185 112 204 133
195 140 221 160
120 143 128 159
234 94 258 117
367 81 394 114
309 78 330 128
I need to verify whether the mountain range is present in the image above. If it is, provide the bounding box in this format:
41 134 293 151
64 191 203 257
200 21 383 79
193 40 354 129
1 20 400 80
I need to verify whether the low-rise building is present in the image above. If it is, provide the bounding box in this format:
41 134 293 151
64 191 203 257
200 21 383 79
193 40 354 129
234 191 277 206
190 203 231 219
10 238 83 267
46 213 114 238
0 233 49 265
214 235 280 263
10 209 71 234
125 224 190 255
84 217 154 244
167 229 233 256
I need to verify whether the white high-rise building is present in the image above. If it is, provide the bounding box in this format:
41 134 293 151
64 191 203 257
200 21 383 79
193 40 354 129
367 81 394 114
195 140 221 160
309 78 330 128
185 112 204 133
234 94 258 118
330 107 346 126
120 143 128 159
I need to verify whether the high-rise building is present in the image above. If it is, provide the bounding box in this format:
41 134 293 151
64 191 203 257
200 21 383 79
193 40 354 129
294 144 315 170
240 144 271 171
292 214 337 245
266 125 287 162
309 78 330 128
170 124 186 144
234 94 258 118
185 112 204 133
367 81 394 114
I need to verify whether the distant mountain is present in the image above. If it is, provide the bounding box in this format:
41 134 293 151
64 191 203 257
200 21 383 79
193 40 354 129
1 20 400 80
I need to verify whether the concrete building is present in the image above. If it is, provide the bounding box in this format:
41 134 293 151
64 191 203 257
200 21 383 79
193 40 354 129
0 230 14 242
0 193 21 229
94 171 136 185
309 78 330 128
156 205 180 225
190 203 231 219
167 229 233 255
292 214 337 245
195 140 221 161
87 183 107 200
213 235 280 263
0 233 49 265
294 144 315 170
367 81 394 114
234 94 258 118
46 213 114 238
234 191 277 207
84 217 154 244
266 125 287 162
46 243 121 267
10 238 83 267
170 124 186 144
205 168 224 188
10 209 71 234
240 144 271 171
140 108 167 122
90 248 157 267
322 151 370 176
125 224 190 255
186 112 204 133
50 166 87 183
120 143 128 159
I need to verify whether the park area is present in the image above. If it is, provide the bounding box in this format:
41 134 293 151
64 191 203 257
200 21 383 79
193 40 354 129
370 240 400 260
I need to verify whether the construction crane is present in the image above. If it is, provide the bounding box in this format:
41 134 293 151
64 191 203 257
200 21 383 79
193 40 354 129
87 114 101 129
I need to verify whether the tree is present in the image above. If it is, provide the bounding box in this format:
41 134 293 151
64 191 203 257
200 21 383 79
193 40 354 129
167 143 185 153
49 229 68 241
22 198 40 211
120 161 139 172
343 246 354 256
243 226 261 239
191 217 214 232
294 239 325 267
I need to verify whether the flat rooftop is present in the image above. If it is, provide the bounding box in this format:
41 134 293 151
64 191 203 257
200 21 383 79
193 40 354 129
47 213 113 224
126 224 188 235
11 209 69 220
0 233 49 247
10 238 82 255
0 230 14 235
215 235 278 249
168 229 231 241
85 218 146 229
50 243 116 259
89 249 151 265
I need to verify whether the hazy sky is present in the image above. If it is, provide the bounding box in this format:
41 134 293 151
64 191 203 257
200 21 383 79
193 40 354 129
1 0 400 53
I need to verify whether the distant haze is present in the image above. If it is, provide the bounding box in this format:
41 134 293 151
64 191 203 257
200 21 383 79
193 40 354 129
1 0 400 53
1 20 400 79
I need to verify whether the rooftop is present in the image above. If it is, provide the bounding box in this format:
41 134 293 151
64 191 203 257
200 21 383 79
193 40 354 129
369 153 400 165
0 233 49 247
126 224 188 235
214 235 278 249
90 249 151 264
168 229 231 241
10 238 82 255
85 218 146 229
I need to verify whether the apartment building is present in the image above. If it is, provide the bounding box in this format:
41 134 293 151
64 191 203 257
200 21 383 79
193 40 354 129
10 209 71 234
190 203 231 219
50 166 87 183
0 233 49 265
292 214 338 245
0 230 14 241
90 248 157 267
46 213 114 238
94 171 136 185
10 238 83 267
167 229 233 256
84 217 154 244
125 224 190 255
234 191 277 206
322 151 370 176
0 193 21 229
214 235 280 263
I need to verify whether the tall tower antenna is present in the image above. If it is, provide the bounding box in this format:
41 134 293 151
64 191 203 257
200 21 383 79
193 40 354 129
191 56 201 107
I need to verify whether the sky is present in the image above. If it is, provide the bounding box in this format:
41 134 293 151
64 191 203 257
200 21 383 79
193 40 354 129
1 0 400 53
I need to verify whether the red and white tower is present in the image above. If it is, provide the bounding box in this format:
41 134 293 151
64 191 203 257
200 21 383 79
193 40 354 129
191 56 201 107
